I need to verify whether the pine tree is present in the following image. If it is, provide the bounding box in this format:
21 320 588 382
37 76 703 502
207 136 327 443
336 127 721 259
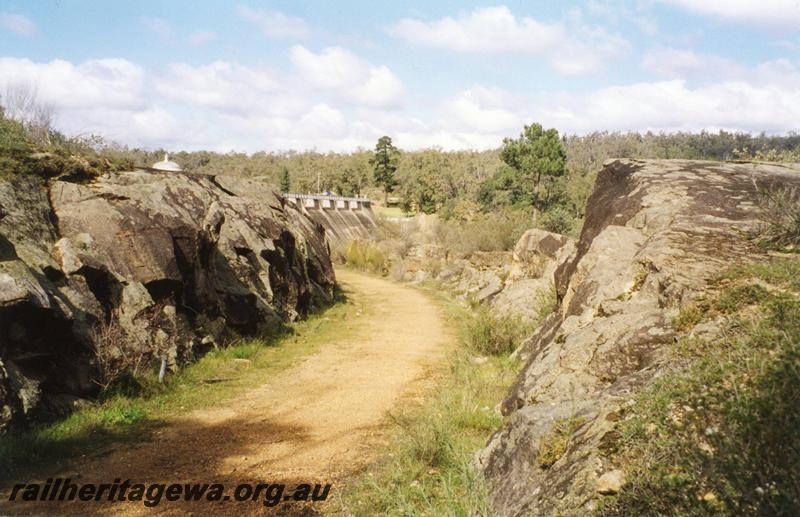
370 135 399 205
279 166 291 193
500 123 566 220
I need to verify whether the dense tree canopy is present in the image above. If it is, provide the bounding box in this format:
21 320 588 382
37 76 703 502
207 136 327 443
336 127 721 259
500 124 566 185
498 124 566 218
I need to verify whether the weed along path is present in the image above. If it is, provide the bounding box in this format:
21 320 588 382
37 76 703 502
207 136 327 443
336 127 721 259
2 269 452 516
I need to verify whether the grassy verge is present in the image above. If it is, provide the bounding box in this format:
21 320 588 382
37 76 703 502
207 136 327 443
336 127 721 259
336 284 521 516
373 205 412 218
597 257 800 516
463 305 537 356
0 288 358 486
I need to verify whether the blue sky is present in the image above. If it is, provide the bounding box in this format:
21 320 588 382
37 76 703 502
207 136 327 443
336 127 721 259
1 1 799 151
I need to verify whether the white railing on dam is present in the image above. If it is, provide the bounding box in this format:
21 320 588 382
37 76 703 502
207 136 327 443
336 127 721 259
283 193 372 210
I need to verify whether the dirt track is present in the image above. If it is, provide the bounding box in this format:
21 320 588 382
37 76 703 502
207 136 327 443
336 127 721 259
2 269 452 516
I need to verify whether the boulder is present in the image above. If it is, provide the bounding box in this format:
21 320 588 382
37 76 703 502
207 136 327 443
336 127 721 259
490 229 574 320
513 228 573 261
478 159 800 516
451 266 503 300
475 273 503 303
596 469 625 495
469 251 512 270
490 278 550 320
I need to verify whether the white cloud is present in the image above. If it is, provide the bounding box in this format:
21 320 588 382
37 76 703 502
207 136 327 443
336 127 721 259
388 5 629 76
775 38 800 51
661 0 800 28
2 54 799 153
443 86 521 134
641 47 746 78
397 62 800 148
0 57 178 148
752 58 800 87
552 18 630 76
239 6 309 39
69 106 184 146
0 49 404 151
585 0 659 35
187 31 216 47
140 17 171 39
432 86 530 149
389 6 563 53
0 57 146 110
0 12 36 36
155 61 289 115
298 104 347 137
538 69 800 135
289 45 404 107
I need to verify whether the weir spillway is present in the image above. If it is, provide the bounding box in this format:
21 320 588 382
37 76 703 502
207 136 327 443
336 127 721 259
283 193 376 247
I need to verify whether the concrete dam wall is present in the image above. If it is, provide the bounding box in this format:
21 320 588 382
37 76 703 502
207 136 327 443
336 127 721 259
284 193 377 248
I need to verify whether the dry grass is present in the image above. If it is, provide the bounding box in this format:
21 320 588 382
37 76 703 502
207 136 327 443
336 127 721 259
463 305 537 356
344 240 388 274
754 185 800 250
599 258 800 516
430 210 532 257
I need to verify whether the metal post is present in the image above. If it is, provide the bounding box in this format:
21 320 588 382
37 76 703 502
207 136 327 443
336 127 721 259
159 357 167 383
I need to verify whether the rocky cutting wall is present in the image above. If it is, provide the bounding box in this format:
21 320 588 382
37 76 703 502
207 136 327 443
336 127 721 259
0 168 336 431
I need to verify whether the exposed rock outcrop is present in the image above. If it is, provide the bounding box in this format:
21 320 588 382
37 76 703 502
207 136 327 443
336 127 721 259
491 229 575 320
400 229 575 321
479 159 800 516
0 169 335 431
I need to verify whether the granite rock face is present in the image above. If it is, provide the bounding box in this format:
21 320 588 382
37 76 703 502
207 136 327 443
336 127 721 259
490 229 575 321
479 159 800 516
0 169 335 431
398 229 574 323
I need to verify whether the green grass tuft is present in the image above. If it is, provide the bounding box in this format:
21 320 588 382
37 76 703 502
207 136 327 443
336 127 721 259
344 239 388 274
463 305 536 356
673 302 709 331
598 258 800 516
713 283 770 313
